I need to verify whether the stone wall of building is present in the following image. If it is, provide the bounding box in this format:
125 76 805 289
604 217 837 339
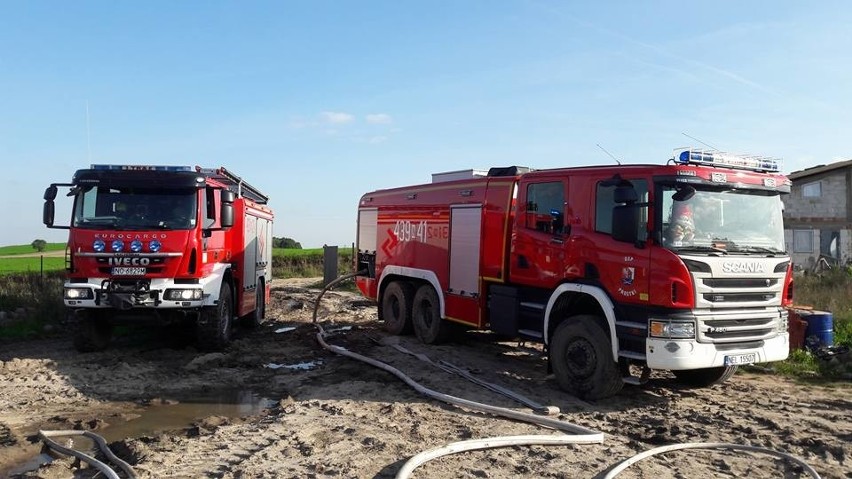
783 171 847 220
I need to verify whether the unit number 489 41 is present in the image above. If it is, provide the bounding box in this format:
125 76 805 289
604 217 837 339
394 220 427 243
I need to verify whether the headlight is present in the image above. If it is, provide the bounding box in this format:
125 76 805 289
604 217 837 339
130 239 143 252
149 240 162 252
650 320 695 339
93 239 105 252
64 288 94 300
164 289 203 301
111 240 124 252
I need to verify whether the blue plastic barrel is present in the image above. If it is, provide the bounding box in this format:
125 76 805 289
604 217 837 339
801 311 834 348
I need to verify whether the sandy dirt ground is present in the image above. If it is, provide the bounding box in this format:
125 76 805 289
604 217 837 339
0 278 850 478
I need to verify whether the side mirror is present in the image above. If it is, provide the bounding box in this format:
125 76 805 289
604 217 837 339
44 185 58 201
43 201 55 227
221 190 236 204
612 205 639 243
614 185 638 204
672 185 696 202
221 203 234 228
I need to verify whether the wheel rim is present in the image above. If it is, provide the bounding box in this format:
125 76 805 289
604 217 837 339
564 338 597 379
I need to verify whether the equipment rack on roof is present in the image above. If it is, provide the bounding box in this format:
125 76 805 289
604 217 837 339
197 166 269 204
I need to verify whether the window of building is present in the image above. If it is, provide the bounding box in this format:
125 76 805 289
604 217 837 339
525 182 564 234
802 181 821 198
793 229 814 253
596 179 649 240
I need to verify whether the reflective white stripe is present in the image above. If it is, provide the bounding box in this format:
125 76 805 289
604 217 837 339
379 266 445 318
543 284 618 362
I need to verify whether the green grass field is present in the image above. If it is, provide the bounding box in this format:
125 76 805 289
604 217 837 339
0 243 66 256
0 256 66 274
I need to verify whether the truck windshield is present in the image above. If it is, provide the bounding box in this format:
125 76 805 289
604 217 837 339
660 186 785 254
72 186 198 230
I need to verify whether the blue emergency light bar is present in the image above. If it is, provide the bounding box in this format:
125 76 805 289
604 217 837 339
91 164 193 172
675 149 781 173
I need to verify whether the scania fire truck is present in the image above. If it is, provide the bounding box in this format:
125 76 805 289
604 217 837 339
355 149 793 399
43 165 273 352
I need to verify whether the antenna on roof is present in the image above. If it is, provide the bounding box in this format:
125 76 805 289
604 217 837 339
86 100 92 163
596 144 622 165
681 132 718 150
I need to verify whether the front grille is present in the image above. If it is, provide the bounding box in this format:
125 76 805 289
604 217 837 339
703 278 777 288
695 311 782 343
703 292 776 303
705 328 774 339
704 317 775 328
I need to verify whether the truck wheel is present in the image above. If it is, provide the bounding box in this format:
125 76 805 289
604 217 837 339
673 366 738 387
381 281 413 335
241 281 266 329
412 284 448 344
73 311 112 352
550 316 623 399
197 283 233 351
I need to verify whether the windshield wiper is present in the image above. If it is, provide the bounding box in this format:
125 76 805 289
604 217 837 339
673 245 728 255
729 246 782 256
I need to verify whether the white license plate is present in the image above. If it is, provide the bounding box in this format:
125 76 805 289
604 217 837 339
111 267 146 276
724 353 757 366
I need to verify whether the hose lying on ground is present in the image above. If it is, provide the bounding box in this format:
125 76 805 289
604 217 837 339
38 429 137 479
315 272 824 478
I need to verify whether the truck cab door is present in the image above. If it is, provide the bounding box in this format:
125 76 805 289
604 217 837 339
510 180 567 288
593 179 652 307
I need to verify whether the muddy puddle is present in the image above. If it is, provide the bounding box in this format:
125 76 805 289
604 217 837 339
6 388 277 476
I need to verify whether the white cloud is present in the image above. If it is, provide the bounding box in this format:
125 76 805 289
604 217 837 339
321 111 355 124
365 113 393 125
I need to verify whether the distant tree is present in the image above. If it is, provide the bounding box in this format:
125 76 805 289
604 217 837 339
273 237 302 249
282 237 302 249
31 239 47 252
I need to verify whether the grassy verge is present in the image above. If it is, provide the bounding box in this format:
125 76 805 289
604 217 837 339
0 243 66 256
0 256 66 275
0 272 65 340
763 270 852 380
273 247 354 278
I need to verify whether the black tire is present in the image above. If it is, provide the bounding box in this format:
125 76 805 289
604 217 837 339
673 366 738 387
197 282 233 351
381 281 414 335
550 316 623 399
241 281 266 329
73 311 112 352
412 284 448 344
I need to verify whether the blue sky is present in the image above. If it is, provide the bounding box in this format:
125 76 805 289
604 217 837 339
2 1 851 248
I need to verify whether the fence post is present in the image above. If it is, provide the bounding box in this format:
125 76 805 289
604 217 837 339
323 245 339 286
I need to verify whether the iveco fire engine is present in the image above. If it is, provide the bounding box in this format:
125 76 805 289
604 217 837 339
355 149 792 399
43 165 273 352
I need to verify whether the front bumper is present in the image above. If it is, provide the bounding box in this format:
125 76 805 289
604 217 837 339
64 277 218 310
646 333 789 370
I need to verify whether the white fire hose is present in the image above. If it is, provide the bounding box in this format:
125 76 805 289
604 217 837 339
313 272 822 479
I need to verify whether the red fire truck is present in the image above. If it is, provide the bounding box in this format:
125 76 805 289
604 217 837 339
355 149 793 399
43 165 273 352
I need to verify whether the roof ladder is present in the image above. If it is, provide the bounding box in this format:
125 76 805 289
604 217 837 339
197 166 269 204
